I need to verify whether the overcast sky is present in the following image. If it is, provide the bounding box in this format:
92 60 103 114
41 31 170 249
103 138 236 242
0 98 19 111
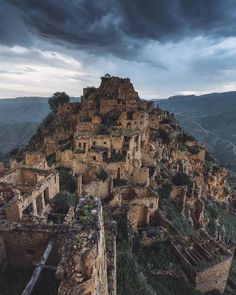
1 0 236 99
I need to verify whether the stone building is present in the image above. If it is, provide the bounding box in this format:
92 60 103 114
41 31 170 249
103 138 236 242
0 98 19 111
170 232 234 294
0 166 59 222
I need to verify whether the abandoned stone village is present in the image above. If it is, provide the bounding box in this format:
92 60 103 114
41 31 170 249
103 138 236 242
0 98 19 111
1 75 236 295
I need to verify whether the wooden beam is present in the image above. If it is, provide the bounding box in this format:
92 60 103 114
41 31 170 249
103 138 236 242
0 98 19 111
35 263 57 271
21 240 53 295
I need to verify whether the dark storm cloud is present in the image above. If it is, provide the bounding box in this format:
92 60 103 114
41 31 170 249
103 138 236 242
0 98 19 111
3 0 236 57
5 0 125 55
0 0 32 47
119 0 236 40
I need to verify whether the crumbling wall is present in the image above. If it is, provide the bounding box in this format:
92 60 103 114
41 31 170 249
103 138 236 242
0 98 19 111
25 153 48 169
195 257 233 294
170 234 234 294
133 166 150 186
0 226 66 269
5 171 59 222
43 136 58 156
57 197 109 295
83 178 112 199
106 221 117 295
56 150 74 169
128 205 149 230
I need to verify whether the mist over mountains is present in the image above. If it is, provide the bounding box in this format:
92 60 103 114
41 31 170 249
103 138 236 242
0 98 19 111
156 91 236 171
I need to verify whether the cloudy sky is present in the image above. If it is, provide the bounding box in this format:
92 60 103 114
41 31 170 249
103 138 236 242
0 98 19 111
1 0 236 99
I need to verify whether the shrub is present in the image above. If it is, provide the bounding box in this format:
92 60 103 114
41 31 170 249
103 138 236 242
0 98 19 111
102 110 120 126
177 132 195 143
113 179 128 187
75 148 85 154
46 153 56 166
57 167 76 193
78 203 96 223
158 182 172 199
160 118 171 124
42 112 54 127
205 150 217 163
48 92 70 113
96 167 108 181
59 141 71 151
148 166 155 177
8 148 24 162
105 151 126 163
159 130 170 144
51 191 77 214
96 124 110 135
172 172 192 186
188 146 200 155
206 203 219 219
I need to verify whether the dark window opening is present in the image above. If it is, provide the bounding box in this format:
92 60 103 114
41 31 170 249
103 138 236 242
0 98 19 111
23 203 33 215
44 188 50 204
127 112 133 120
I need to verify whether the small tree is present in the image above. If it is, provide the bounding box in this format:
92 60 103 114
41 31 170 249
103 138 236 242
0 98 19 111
51 191 77 214
172 172 192 186
96 124 110 135
96 167 108 181
159 130 170 144
48 92 70 113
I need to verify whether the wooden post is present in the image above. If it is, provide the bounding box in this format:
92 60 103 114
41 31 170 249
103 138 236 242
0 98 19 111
21 241 53 295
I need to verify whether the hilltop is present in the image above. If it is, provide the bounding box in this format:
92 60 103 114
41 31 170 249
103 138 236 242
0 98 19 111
1 75 235 294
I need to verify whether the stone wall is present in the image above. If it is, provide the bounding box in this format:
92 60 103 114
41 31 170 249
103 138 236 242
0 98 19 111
170 234 234 294
195 257 233 294
0 225 66 269
127 205 149 230
133 166 150 186
5 170 59 222
83 178 113 199
25 152 48 169
57 197 109 295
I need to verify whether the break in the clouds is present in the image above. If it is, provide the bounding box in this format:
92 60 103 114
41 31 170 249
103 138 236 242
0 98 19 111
1 0 236 98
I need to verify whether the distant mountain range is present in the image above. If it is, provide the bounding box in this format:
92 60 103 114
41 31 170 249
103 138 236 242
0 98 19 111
156 91 236 171
1 92 236 171
0 97 50 155
0 96 79 156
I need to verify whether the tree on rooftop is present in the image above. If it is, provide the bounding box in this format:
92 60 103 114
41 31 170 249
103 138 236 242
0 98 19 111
48 92 70 113
51 191 77 214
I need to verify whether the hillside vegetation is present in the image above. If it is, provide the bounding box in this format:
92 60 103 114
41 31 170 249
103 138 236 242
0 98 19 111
156 91 236 171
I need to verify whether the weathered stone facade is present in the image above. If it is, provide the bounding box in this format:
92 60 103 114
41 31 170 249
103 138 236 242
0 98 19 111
170 232 234 294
